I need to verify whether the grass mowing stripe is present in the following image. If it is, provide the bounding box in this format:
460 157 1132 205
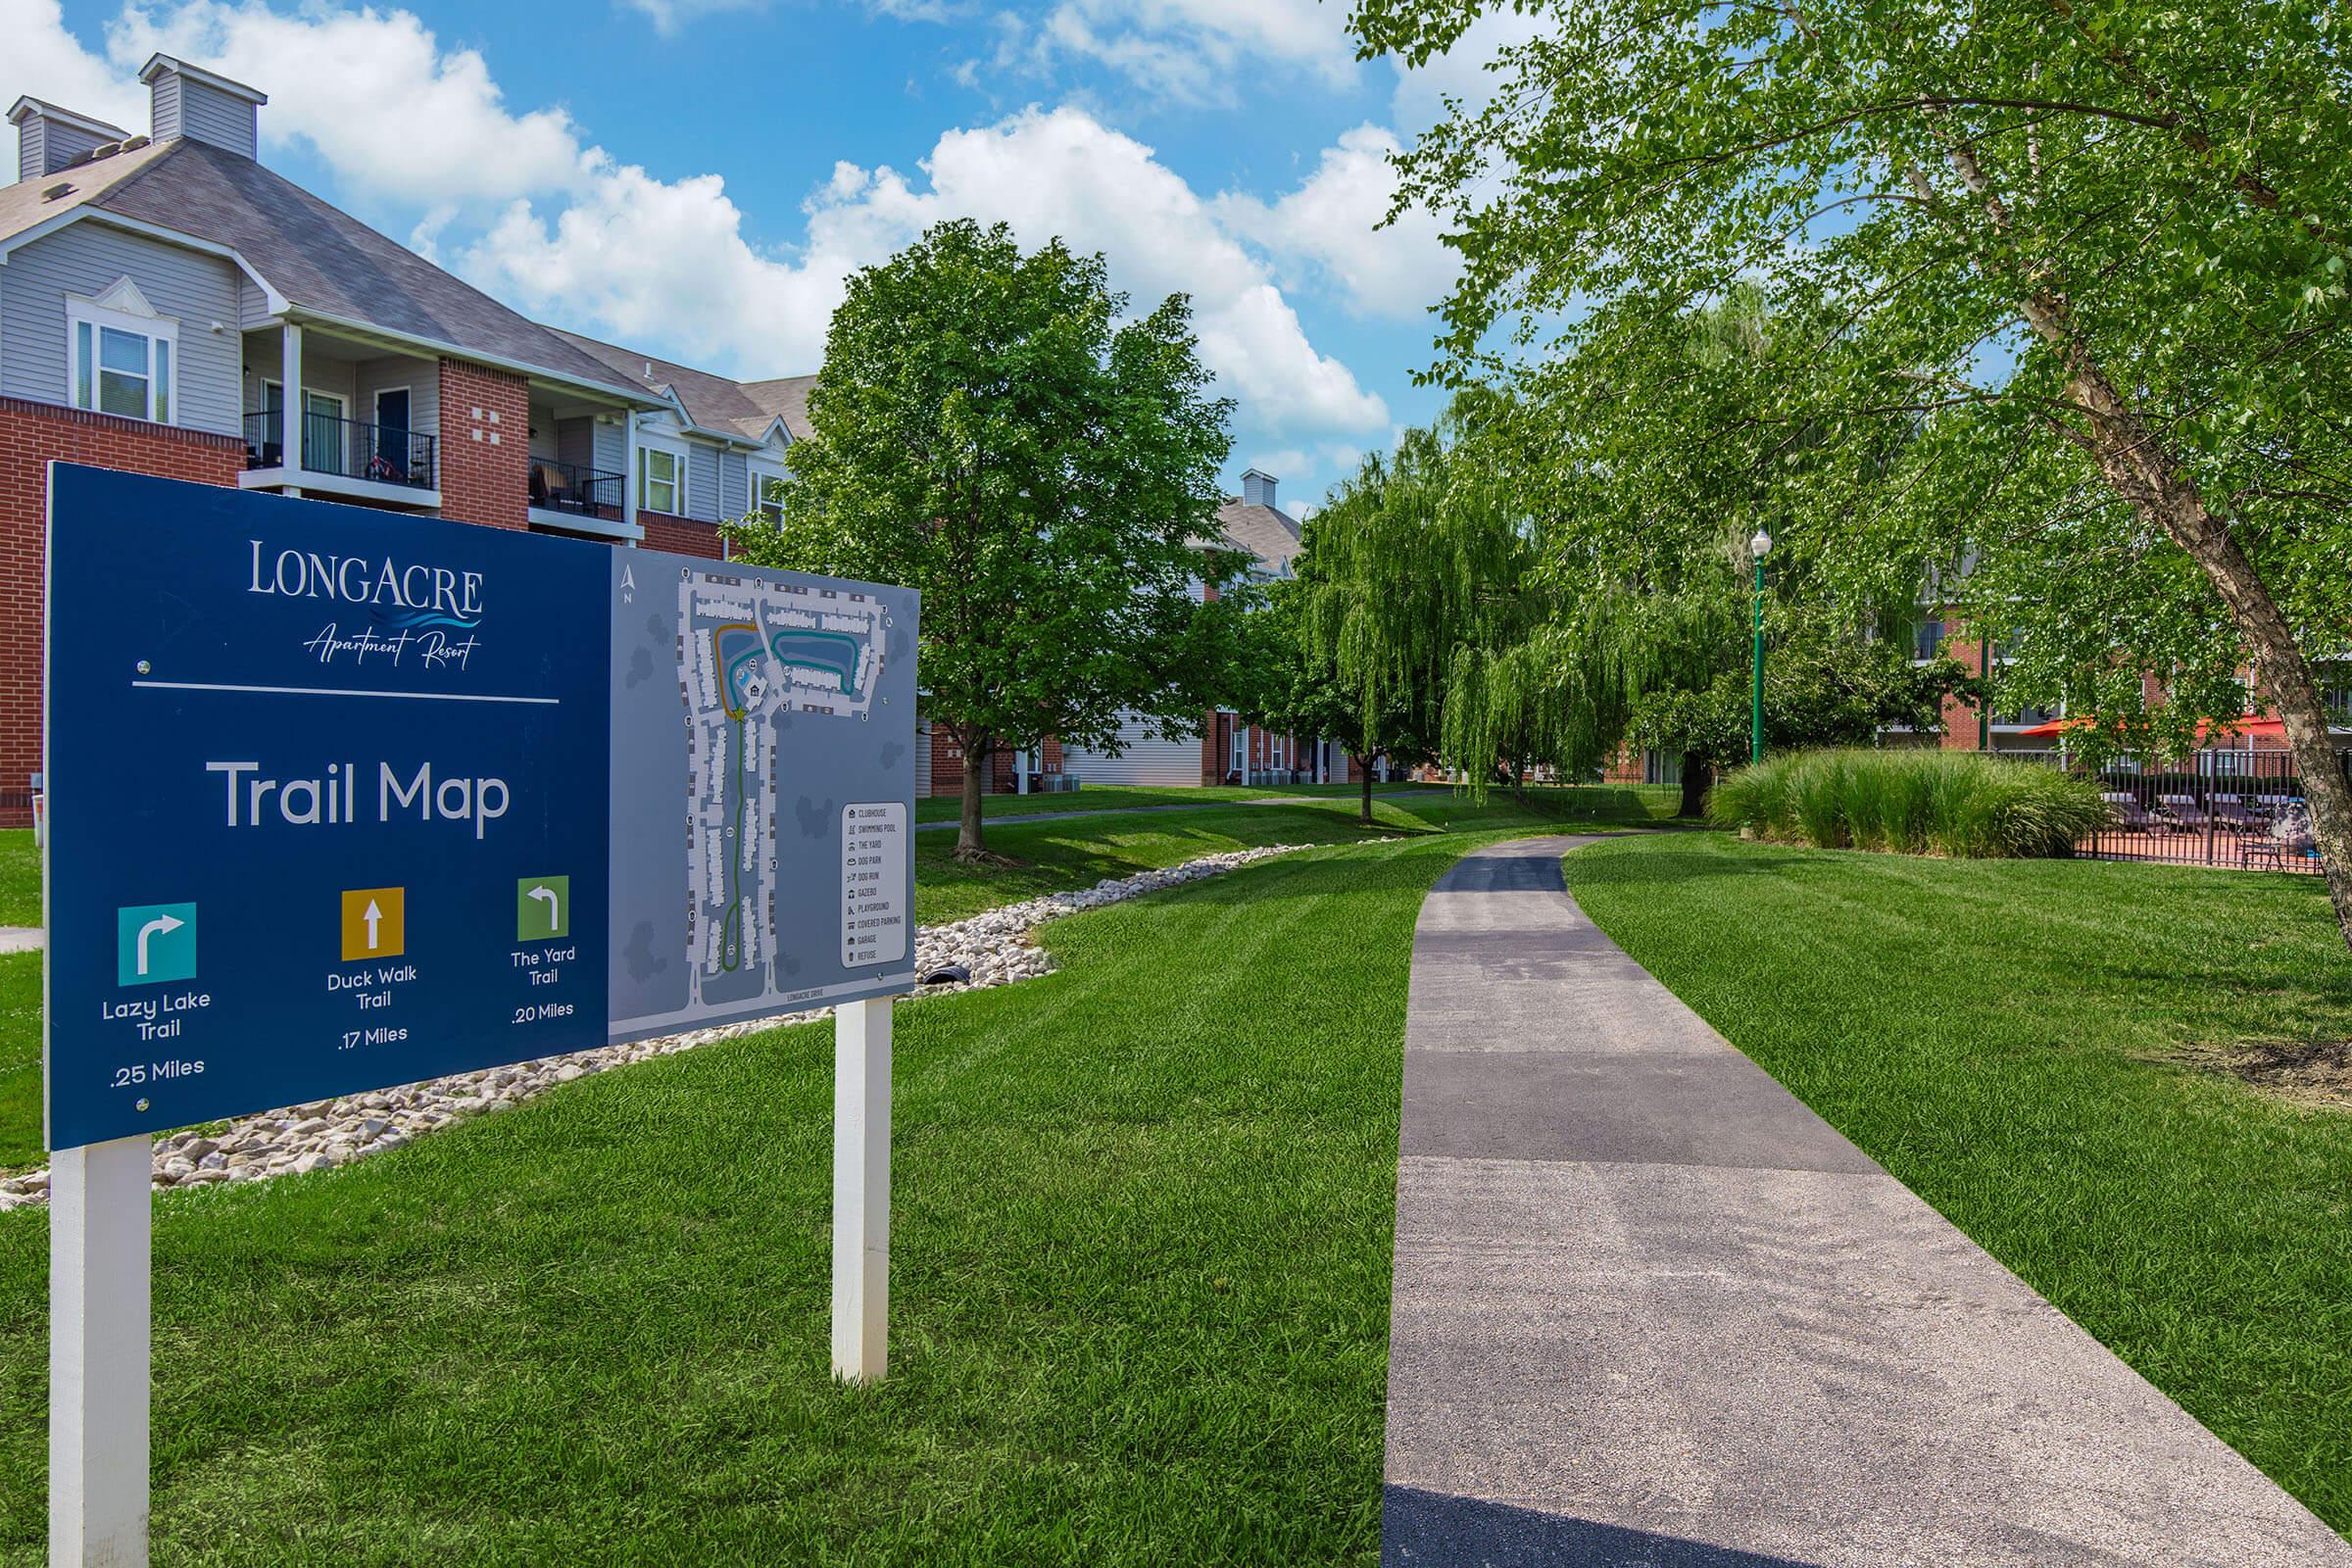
0 831 1502 1564
1563 834 2352 1540
0 956 38 1171
0 834 30 930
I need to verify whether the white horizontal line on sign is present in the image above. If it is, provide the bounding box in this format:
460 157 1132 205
130 680 559 707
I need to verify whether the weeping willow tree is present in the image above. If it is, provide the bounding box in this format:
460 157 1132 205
1301 393 1619 797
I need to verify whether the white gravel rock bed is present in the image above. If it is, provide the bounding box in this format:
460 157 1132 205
0 843 1311 1209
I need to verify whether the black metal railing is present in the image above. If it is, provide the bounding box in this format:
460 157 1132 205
528 456 623 519
2006 747 2352 873
243 410 436 490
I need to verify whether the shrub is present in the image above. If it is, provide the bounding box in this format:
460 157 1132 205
1708 748 2112 858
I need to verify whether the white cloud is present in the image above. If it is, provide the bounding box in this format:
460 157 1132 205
9 2 1387 437
1025 0 1357 103
465 156 858 372
1387 7 1551 131
619 0 763 34
2 0 148 127
101 1 586 206
468 105 1388 435
1215 123 1455 321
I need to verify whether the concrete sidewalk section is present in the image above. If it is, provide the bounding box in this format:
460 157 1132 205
1384 834 2352 1568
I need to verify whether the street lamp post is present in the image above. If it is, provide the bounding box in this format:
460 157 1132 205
1749 527 1772 764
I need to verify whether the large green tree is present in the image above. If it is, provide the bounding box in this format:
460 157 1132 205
1236 576 1437 824
728 220 1241 857
1302 396 1615 798
1355 0 2352 946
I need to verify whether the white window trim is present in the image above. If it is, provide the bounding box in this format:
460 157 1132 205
303 389 348 472
640 436 688 517
748 458 788 521
67 294 178 425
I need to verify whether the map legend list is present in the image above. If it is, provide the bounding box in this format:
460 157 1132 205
841 803 908 968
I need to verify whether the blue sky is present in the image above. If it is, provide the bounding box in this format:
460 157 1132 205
17 0 1541 507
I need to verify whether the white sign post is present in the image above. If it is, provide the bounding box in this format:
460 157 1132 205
50 1134 151 1568
830 996 892 1383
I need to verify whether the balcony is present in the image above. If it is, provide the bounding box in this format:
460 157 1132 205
242 409 439 507
527 456 626 532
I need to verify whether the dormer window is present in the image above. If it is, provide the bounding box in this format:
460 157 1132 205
68 285 177 425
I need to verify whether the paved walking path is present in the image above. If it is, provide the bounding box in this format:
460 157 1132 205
0 927 38 955
1384 834 2352 1568
912 789 1446 833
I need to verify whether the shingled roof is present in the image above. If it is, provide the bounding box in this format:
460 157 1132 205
1214 498 1303 575
0 136 651 403
549 328 800 443
740 374 817 442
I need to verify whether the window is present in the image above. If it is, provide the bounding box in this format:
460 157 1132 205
640 445 682 514
749 463 787 522
1911 618 1944 662
1229 717 1246 778
69 300 175 424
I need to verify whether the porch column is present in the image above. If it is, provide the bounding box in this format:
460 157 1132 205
281 320 304 497
621 413 641 536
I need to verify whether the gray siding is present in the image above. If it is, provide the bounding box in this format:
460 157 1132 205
238 277 273 330
1061 716 1203 787
18 117 118 182
0 221 242 435
914 721 932 799
555 416 594 470
718 449 748 519
351 354 435 436
685 437 719 521
593 417 624 475
150 74 258 159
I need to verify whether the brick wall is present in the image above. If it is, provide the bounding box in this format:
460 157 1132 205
925 725 1026 798
0 399 245 827
638 511 725 561
437 359 529 530
1940 633 1985 749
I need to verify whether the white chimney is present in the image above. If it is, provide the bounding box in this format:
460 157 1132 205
138 54 266 160
7 97 131 183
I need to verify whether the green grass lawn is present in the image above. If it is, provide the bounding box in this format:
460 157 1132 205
909 779 1675 824
0 832 1514 1565
1563 835 2352 1537
910 782 1360 822
912 787 1664 925
0 957 35 1171
0 792 1631 1174
0 832 33 929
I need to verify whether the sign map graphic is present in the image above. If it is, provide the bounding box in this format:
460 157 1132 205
44 465 919 1150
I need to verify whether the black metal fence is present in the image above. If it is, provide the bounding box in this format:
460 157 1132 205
528 456 623 519
243 410 437 490
2005 748 2347 873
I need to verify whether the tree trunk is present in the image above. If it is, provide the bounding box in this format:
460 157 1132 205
2035 314 2352 951
956 731 991 858
1353 755 1375 825
1678 752 1711 819
1938 133 2352 952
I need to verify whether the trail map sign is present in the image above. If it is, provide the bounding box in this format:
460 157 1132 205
43 464 919 1151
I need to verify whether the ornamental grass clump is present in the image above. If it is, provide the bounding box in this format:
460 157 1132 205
1708 749 2111 858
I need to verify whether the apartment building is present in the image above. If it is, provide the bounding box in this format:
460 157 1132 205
0 56 1339 821
0 56 815 827
1062 467 1359 791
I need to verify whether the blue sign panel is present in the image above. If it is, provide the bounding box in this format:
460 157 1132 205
45 466 920 1152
